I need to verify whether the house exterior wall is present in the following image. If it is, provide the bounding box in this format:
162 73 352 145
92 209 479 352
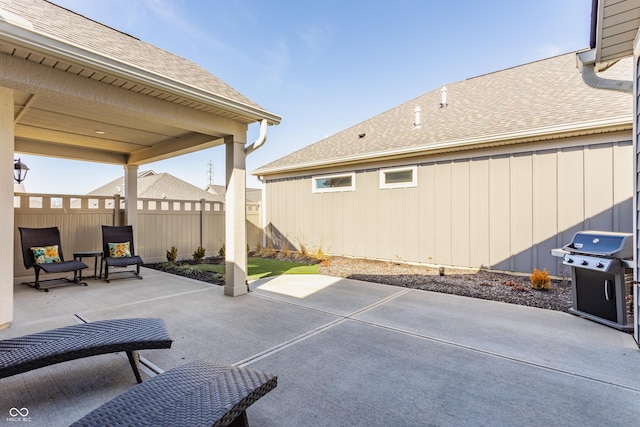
263 133 633 276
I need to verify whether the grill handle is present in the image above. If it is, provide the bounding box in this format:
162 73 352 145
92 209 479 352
604 280 613 301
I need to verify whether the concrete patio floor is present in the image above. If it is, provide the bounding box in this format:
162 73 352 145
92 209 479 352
2 267 640 426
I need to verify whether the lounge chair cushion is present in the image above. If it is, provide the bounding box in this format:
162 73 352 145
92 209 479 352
108 241 131 258
31 245 61 264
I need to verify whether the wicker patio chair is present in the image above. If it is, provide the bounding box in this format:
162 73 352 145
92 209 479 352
0 318 172 384
102 225 144 282
18 226 88 292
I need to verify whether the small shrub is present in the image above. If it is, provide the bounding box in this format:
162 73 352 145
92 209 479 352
314 246 326 261
218 244 225 257
530 268 551 291
299 243 308 258
193 246 206 262
281 246 291 257
255 242 264 256
166 246 178 263
263 243 276 257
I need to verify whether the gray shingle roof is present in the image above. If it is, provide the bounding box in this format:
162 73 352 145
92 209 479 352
255 52 632 175
1 0 263 111
88 171 224 202
88 171 261 202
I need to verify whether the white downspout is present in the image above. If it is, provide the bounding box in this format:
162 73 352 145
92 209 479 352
245 119 268 156
576 49 633 93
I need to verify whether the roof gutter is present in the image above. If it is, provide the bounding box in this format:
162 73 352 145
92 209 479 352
0 10 281 125
576 49 633 93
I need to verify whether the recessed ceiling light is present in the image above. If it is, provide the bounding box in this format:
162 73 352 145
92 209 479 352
95 130 105 134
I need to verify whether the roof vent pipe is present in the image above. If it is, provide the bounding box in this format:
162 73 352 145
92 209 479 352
440 86 448 108
245 119 268 156
576 49 632 93
414 106 421 128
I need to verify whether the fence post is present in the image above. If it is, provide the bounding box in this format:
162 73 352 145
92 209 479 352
114 194 120 226
199 198 205 248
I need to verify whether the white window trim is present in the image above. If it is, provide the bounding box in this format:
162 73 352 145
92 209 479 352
312 172 356 193
379 165 418 189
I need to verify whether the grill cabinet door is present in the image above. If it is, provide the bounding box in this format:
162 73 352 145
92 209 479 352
574 269 617 322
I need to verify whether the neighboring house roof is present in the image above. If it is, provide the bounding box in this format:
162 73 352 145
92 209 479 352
88 171 224 202
89 171 261 203
254 52 633 176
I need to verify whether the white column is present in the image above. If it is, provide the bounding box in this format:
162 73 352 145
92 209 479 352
0 87 14 328
124 164 139 244
224 136 248 296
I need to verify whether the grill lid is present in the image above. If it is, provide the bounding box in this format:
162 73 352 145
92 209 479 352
562 230 633 258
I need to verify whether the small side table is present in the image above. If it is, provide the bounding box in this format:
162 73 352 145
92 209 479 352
74 251 104 280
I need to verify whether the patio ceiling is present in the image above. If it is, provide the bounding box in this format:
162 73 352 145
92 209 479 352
591 0 640 68
0 1 280 166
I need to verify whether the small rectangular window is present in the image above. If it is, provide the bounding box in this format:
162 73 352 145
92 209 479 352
380 166 417 189
312 173 355 193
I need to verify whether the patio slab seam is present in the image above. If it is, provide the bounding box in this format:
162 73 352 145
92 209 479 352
349 314 640 394
235 288 413 367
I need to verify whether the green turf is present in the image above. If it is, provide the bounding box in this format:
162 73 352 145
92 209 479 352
191 257 318 280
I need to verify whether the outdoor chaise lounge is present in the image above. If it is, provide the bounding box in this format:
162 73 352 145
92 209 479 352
18 226 89 292
102 225 144 282
0 318 172 384
70 360 277 427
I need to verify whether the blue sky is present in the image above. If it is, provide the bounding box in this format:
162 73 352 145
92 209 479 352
18 0 592 193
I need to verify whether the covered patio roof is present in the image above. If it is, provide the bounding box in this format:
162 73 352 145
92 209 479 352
0 0 280 165
589 0 640 69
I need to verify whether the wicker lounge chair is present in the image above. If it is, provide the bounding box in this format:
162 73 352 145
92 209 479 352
18 226 89 292
102 225 144 282
70 360 277 427
0 318 172 384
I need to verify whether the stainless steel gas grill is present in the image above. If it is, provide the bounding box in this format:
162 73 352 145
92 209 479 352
558 231 634 332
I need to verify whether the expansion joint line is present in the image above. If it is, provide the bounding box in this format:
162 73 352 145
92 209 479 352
235 288 411 367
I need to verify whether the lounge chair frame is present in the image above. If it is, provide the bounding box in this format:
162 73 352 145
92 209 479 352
0 318 172 384
18 226 88 292
70 360 277 427
101 225 144 282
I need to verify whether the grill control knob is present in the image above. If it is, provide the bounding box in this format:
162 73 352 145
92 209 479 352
581 260 588 266
596 262 604 268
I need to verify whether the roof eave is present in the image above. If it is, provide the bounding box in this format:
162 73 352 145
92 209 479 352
0 16 281 125
253 117 632 177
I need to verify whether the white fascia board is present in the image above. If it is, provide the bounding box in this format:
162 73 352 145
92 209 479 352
253 116 632 176
0 20 281 125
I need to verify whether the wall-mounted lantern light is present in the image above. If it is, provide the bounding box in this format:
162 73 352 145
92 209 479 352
14 158 29 183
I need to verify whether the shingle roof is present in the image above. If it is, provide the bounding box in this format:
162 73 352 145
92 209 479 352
255 52 632 175
88 171 261 202
0 0 263 111
88 171 224 202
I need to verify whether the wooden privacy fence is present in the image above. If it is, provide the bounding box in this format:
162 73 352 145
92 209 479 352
12 193 262 276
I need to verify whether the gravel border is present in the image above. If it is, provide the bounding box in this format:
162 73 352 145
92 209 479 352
318 257 572 313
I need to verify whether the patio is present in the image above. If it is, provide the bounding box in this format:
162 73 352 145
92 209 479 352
2 268 640 426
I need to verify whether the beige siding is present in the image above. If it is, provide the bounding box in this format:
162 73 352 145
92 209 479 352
263 137 633 276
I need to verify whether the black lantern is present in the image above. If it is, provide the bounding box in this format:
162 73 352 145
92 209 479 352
14 158 29 183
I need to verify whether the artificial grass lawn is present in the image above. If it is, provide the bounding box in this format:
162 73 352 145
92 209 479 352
193 257 318 280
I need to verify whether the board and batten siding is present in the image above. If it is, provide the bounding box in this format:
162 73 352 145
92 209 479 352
264 136 633 276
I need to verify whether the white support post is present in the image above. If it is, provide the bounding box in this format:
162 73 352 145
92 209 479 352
124 164 139 238
0 87 14 328
224 136 248 296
